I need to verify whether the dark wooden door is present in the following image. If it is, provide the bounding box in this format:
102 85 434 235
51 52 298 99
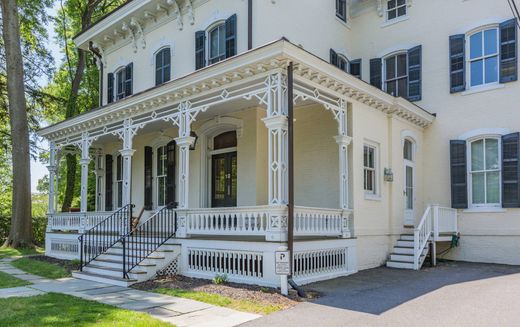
211 152 237 207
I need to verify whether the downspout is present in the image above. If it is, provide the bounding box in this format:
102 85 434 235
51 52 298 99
286 62 305 298
89 41 104 106
248 0 253 50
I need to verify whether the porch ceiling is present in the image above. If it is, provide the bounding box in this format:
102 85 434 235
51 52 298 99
38 38 435 147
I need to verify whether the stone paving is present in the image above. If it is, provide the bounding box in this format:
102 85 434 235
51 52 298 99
0 257 259 327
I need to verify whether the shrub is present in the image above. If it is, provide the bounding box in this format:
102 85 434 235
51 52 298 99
213 273 228 285
0 215 47 246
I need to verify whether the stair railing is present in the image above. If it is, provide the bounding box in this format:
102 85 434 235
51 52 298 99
78 204 134 271
121 203 177 279
413 205 433 270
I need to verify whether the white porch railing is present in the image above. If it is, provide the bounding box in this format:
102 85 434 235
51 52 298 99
413 205 458 270
47 211 113 232
180 205 353 240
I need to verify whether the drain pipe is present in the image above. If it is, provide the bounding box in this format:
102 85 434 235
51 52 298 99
89 41 103 106
286 61 306 298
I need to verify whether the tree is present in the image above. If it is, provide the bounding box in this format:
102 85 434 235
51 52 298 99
1 0 33 247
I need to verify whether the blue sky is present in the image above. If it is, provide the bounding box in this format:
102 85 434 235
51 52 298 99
31 2 61 192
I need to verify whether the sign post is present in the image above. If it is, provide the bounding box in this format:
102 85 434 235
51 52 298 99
275 247 290 295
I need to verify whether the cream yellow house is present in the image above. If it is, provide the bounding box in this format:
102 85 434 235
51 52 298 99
37 0 519 288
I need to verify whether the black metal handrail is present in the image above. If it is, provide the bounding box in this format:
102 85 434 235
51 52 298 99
121 203 176 278
79 204 134 271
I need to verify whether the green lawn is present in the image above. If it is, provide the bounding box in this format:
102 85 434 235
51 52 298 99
11 257 70 279
153 288 283 315
0 293 173 327
0 271 31 289
0 247 43 259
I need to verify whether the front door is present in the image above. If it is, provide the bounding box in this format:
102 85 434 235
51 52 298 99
404 163 415 226
211 152 237 207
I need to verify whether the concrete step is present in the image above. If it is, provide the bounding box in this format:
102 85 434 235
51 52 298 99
83 264 146 279
91 258 157 270
72 271 137 287
98 252 166 262
386 260 415 269
389 253 414 262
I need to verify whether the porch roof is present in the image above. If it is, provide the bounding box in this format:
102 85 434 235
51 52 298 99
37 38 435 144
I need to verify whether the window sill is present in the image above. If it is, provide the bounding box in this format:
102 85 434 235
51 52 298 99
463 207 507 213
365 194 382 201
461 83 505 96
380 16 409 28
335 16 351 29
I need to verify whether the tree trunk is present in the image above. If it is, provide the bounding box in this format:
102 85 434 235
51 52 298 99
1 0 34 247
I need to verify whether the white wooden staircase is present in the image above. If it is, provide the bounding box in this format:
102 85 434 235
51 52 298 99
386 205 458 270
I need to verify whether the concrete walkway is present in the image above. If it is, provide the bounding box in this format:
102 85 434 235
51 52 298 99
0 257 259 327
243 261 520 327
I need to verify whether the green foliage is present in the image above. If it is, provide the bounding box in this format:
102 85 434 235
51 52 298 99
0 271 31 289
0 247 43 259
12 257 70 279
213 273 229 285
153 288 284 315
0 293 172 327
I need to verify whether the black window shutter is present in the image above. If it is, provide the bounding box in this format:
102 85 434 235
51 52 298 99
155 50 163 86
450 140 468 209
499 18 518 83
166 140 176 206
330 49 338 67
336 0 347 22
370 58 382 89
449 34 466 93
164 48 171 83
407 45 422 101
195 31 206 70
144 146 153 210
107 73 114 104
105 155 113 211
349 59 361 79
125 63 133 96
502 133 520 207
225 14 237 59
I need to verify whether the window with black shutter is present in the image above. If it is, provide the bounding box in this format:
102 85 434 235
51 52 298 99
370 58 382 89
350 59 362 79
144 146 153 210
502 133 520 207
155 48 171 86
336 0 347 22
499 18 518 83
125 63 133 97
166 140 176 206
407 45 422 101
107 73 114 104
105 155 113 211
225 14 237 59
449 34 465 93
450 140 468 209
330 49 338 67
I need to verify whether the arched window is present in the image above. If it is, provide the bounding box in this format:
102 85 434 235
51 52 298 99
208 22 226 65
384 52 408 98
155 47 171 86
403 139 414 161
468 137 501 206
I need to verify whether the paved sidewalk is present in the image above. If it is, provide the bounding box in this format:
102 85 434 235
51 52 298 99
0 257 259 327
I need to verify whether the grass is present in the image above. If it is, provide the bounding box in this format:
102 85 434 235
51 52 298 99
0 271 31 289
0 293 173 327
11 257 70 279
0 247 43 259
153 288 284 315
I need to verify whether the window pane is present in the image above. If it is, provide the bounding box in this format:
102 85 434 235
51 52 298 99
158 177 165 206
387 0 396 9
210 29 219 58
388 9 396 20
386 80 396 96
397 5 406 17
364 146 369 167
485 138 499 170
369 148 374 168
396 54 407 77
406 166 413 209
218 25 225 56
397 77 408 98
397 0 405 6
471 172 485 204
386 57 395 79
471 139 484 171
484 56 498 84
484 29 498 56
404 140 413 160
470 60 483 86
470 32 482 59
486 171 500 203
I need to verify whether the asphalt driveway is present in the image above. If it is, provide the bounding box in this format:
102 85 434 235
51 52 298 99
242 261 520 327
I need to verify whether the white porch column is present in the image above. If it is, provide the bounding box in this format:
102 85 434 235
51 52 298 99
120 119 136 207
79 133 91 213
334 100 352 238
47 141 58 215
175 136 195 210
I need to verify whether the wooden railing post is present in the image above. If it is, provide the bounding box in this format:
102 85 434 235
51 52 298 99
432 204 439 241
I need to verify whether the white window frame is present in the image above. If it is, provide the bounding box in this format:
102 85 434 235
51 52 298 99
383 51 408 97
466 25 500 90
154 143 169 209
207 21 226 65
114 66 126 101
363 142 380 199
467 135 502 209
386 0 407 21
154 46 171 86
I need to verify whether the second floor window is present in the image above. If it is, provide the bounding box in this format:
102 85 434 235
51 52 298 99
384 53 408 98
336 0 347 22
330 49 362 79
387 0 406 21
155 48 171 86
469 28 499 87
107 63 133 104
209 23 226 65
195 14 237 70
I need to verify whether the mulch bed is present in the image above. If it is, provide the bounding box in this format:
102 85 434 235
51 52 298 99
134 275 319 310
25 255 80 274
